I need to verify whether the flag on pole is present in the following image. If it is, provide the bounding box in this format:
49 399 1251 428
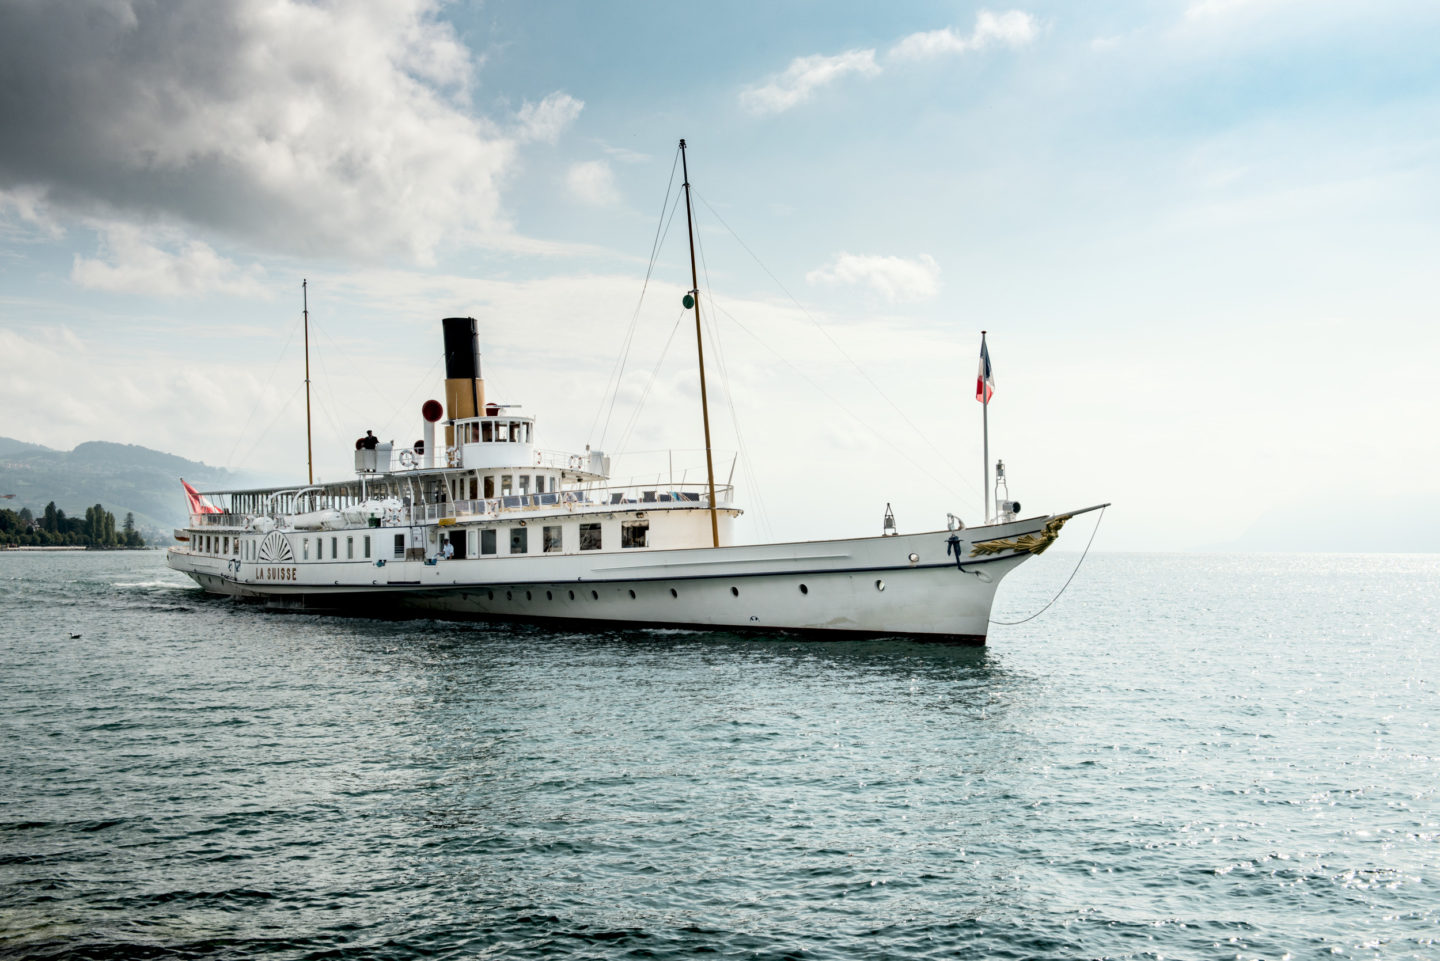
182 479 221 515
976 336 995 403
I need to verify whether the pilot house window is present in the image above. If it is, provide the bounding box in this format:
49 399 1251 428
621 521 649 549
579 523 602 551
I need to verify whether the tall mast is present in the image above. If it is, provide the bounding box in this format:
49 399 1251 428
981 330 989 523
680 139 720 547
303 279 314 486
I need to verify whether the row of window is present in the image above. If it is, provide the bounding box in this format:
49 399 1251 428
455 472 553 501
450 520 647 558
453 419 532 445
299 536 372 561
193 519 652 563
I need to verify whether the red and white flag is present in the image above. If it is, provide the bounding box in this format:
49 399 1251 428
976 336 995 404
182 479 221 515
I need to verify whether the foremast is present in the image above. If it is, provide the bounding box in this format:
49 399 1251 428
679 138 721 548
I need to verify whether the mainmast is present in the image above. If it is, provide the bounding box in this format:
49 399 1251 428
679 139 720 548
303 279 314 486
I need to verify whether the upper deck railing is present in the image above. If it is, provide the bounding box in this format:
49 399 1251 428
188 482 735 529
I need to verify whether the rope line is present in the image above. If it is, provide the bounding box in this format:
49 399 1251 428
990 507 1106 626
223 311 303 469
694 188 983 510
593 145 682 448
693 208 774 539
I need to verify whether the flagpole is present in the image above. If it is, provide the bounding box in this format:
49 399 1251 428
981 331 989 524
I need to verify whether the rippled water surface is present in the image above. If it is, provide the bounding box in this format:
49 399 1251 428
2 549 1438 960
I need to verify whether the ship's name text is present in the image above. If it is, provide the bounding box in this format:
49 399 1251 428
256 566 297 581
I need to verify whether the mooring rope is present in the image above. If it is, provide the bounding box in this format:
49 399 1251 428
990 506 1106 626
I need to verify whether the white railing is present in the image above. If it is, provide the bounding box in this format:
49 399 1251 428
404 483 733 525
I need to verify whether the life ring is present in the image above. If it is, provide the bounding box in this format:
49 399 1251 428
569 454 581 469
398 449 417 468
447 446 461 467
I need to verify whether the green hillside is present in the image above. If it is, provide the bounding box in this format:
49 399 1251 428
0 438 250 543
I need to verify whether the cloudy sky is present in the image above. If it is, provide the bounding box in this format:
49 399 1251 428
2 0 1437 550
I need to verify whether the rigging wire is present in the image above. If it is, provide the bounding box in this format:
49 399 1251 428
222 311 303 469
612 308 689 458
230 382 306 469
702 295 971 506
694 188 984 509
591 145 683 449
692 208 774 540
989 508 1106 626
376 352 446 441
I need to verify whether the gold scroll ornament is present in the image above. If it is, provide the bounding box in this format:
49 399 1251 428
968 514 1072 557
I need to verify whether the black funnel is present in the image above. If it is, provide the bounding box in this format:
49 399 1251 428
442 317 481 380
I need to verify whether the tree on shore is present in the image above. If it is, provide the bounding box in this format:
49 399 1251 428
0 502 145 548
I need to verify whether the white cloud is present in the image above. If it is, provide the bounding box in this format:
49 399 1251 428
806 252 941 303
890 9 1038 60
1185 0 1265 18
740 49 881 116
566 160 620 207
0 0 581 263
71 225 269 298
0 186 64 241
515 92 585 144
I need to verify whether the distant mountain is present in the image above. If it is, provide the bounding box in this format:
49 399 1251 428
0 437 53 457
0 437 254 542
1203 493 1440 553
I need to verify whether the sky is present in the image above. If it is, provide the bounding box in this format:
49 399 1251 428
1 0 1438 550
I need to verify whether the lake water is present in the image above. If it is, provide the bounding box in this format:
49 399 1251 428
2 549 1437 960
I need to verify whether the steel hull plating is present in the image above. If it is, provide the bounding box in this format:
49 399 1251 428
168 519 1053 643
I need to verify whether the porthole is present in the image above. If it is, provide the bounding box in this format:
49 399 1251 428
731 586 739 597
591 590 599 600
908 552 919 564
505 591 512 600
525 591 532 601
546 590 553 601
568 590 575 600
875 579 886 592
799 584 808 595
487 590 494 600
670 588 678 598
628 589 636 599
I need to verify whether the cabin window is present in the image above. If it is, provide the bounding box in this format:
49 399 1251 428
347 537 354 560
468 476 478 500
317 538 324 560
484 475 495 498
221 537 228 554
364 536 371 559
331 537 338 559
510 526 528 554
303 539 310 560
580 523 602 551
501 474 513 496
621 521 649 549
482 421 493 442
543 525 562 553
481 529 496 555
393 534 404 559
519 475 530 495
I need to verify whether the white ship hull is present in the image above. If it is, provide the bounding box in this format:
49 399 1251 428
167 512 1083 643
